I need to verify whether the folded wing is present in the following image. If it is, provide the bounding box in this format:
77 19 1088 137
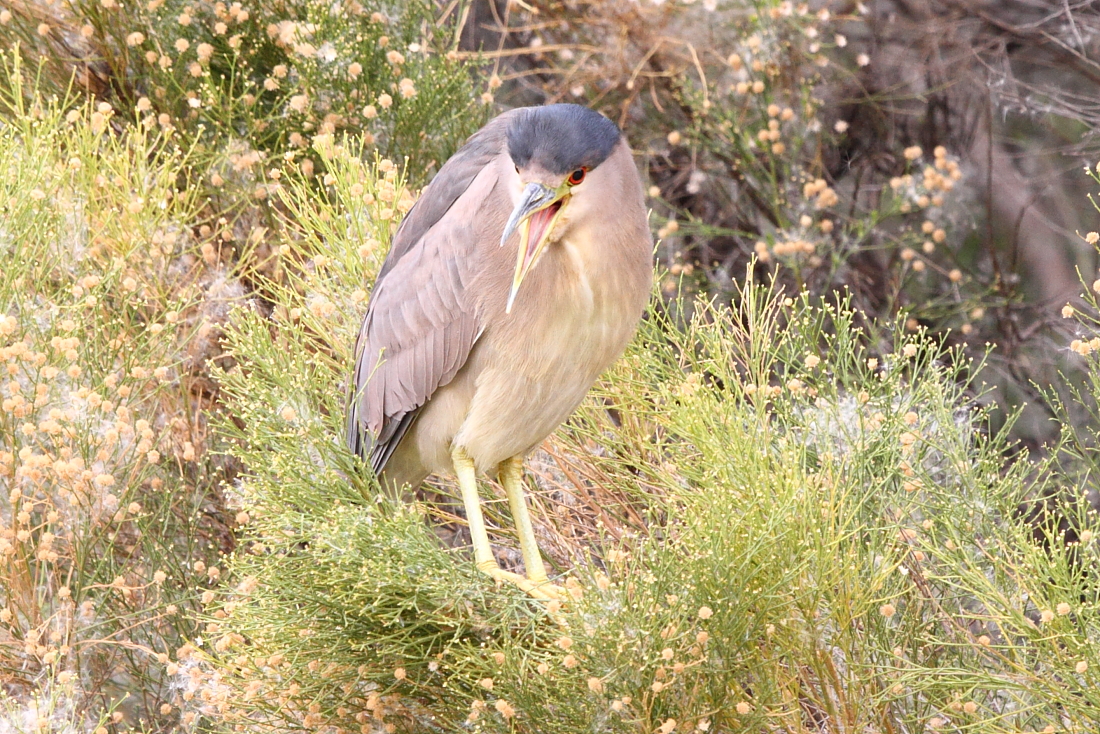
347 113 513 474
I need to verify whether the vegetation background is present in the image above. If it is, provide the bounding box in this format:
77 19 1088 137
1 0 1100 732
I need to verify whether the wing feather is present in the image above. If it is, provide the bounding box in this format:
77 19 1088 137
347 112 515 474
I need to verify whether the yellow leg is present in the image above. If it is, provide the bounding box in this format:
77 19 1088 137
498 456 563 600
452 445 494 570
452 446 560 601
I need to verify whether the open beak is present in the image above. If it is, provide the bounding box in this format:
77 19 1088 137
500 182 568 313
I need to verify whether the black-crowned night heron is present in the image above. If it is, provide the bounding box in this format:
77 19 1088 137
347 104 652 599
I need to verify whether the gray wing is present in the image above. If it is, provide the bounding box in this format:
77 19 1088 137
346 112 512 474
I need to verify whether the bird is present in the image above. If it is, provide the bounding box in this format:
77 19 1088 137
346 104 653 599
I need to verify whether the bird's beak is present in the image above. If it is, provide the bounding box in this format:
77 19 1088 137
500 181 569 313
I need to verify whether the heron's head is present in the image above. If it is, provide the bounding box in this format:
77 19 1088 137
500 104 622 312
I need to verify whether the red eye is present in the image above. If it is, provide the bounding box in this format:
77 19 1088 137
567 168 587 186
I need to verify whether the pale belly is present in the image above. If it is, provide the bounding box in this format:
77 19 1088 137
389 285 638 482
381 234 649 487
455 302 631 471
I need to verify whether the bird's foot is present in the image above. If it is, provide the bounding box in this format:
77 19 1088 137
477 561 565 602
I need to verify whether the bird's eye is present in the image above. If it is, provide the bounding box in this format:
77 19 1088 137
567 168 587 186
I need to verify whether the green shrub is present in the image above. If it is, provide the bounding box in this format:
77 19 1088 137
0 0 485 188
0 66 228 730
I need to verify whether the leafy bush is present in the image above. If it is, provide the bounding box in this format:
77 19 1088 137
0 64 229 730
0 0 485 187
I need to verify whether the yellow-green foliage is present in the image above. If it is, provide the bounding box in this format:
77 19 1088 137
0 0 486 187
0 64 228 730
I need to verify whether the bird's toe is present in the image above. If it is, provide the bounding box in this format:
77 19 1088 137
526 578 566 602
480 565 565 603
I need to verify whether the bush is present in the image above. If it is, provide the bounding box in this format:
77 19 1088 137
0 0 485 187
0 64 226 730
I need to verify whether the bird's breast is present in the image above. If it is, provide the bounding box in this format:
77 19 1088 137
526 229 641 369
454 225 649 470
